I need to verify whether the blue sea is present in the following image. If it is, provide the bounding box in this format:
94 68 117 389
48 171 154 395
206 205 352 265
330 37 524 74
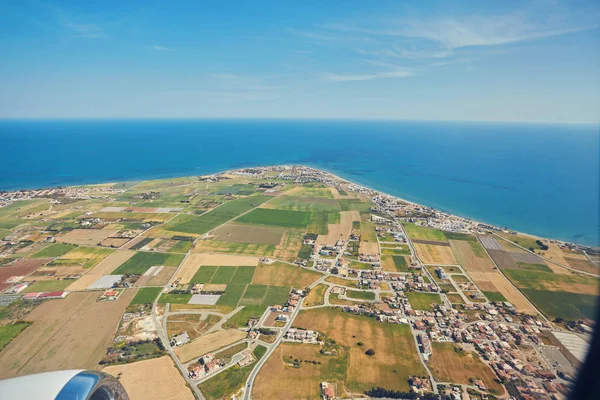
0 119 598 246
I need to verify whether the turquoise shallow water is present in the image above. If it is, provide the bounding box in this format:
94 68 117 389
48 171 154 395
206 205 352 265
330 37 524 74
0 119 598 246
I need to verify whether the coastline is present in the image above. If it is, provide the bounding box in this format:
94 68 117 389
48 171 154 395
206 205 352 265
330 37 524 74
2 163 594 249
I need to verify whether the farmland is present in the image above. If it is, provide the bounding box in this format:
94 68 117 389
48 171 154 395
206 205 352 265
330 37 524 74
103 356 195 400
294 308 426 392
236 208 312 229
253 343 346 400
194 239 276 257
130 287 163 305
212 223 284 245
429 343 504 395
414 243 457 264
253 262 321 288
263 196 341 212
304 284 327 306
50 246 113 269
0 290 136 378
30 243 76 258
0 323 30 351
403 223 447 242
164 194 272 234
381 255 408 272
113 251 184 275
174 329 246 363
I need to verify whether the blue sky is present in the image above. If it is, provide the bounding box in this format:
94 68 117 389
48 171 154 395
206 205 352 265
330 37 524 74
0 0 598 122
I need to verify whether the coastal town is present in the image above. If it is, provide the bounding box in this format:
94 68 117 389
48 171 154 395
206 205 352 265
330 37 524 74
0 165 597 400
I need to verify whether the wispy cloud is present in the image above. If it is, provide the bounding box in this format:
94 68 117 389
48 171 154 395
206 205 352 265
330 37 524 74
326 69 413 82
63 23 105 38
152 45 171 51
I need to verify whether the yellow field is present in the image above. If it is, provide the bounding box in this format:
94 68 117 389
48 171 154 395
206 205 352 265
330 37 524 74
294 308 425 392
273 231 304 262
414 243 457 264
429 343 505 396
468 271 537 314
304 284 328 306
103 356 194 400
253 262 322 288
253 343 346 400
174 329 246 363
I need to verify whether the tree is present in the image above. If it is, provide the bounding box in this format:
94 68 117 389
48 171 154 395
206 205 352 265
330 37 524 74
357 341 364 346
365 348 375 356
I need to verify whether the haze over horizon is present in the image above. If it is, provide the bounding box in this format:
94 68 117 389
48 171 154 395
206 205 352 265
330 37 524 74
1 0 599 123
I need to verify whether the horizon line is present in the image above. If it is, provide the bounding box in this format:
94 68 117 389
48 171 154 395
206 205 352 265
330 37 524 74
0 116 598 126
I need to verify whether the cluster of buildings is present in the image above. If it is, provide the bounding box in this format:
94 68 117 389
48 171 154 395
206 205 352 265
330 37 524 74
0 185 125 208
283 328 318 343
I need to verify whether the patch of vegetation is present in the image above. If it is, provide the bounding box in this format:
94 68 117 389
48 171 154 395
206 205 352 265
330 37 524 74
405 292 442 311
346 290 376 301
113 251 184 274
263 285 291 306
31 243 76 258
0 322 31 351
23 279 72 293
130 237 154 250
483 291 507 302
210 265 238 284
521 289 597 320
223 305 267 328
101 339 165 366
339 199 373 212
158 293 192 304
236 208 312 229
168 240 193 253
444 232 476 241
240 284 269 305
165 194 272 234
517 262 552 273
298 244 313 259
365 348 376 356
231 265 256 285
216 284 247 307
130 287 163 305
403 223 447 242
191 265 219 283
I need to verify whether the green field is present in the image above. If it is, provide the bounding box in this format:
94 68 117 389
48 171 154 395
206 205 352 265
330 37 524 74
346 290 376 301
130 287 163 305
339 199 373 212
191 265 219 283
503 269 597 291
211 266 238 284
31 243 76 258
403 223 447 242
216 284 247 307
267 196 340 212
263 285 291 305
406 292 442 311
164 194 272 234
158 293 192 304
198 345 267 399
516 262 553 273
50 246 113 269
0 323 30 351
307 212 328 235
236 208 312 229
522 289 597 320
168 240 192 253
381 246 411 256
298 244 313 259
23 279 72 293
483 291 507 302
223 305 267 328
231 266 256 284
444 232 476 241
239 284 269 305
113 252 184 275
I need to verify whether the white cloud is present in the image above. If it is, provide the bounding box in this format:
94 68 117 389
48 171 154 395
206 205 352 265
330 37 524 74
152 45 171 51
326 69 414 82
64 23 105 39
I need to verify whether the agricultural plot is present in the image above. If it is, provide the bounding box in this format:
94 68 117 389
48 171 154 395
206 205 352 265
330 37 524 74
168 240 192 253
339 198 374 212
59 229 118 246
49 246 113 269
285 185 335 198
66 250 135 291
565 257 599 275
520 289 597 320
403 223 447 242
263 196 341 212
175 253 260 284
380 245 411 255
253 262 321 288
130 287 163 305
449 240 495 272
174 329 246 363
293 308 426 392
166 314 221 340
0 258 52 291
429 343 504 395
346 290 376 301
103 356 195 400
239 284 269 305
406 292 442 311
190 265 219 283
113 252 184 275
22 279 72 293
194 239 276 257
30 243 76 258
0 323 30 351
0 290 136 379
212 223 284 245
414 243 457 264
253 343 346 400
381 255 408 272
236 208 312 229
273 231 304 262
359 214 378 254
164 194 272 234
315 211 360 246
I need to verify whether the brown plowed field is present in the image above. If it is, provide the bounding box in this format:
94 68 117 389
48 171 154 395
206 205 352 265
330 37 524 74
412 239 450 246
487 249 520 269
0 290 136 378
213 223 284 245
66 250 134 291
59 229 118 246
0 258 51 291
